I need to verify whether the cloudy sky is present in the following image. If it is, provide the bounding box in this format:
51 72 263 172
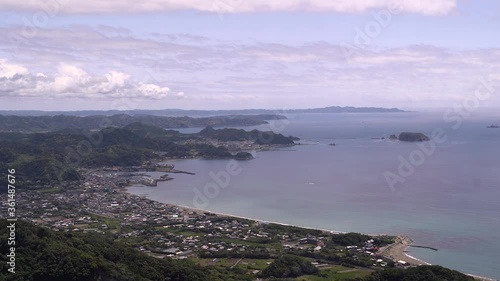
0 0 499 111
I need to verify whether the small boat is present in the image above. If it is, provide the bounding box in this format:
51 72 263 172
329 143 336 146
487 125 500 128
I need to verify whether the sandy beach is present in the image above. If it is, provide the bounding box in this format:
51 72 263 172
180 202 500 281
159 200 347 234
378 236 429 266
129 187 497 281
378 236 496 281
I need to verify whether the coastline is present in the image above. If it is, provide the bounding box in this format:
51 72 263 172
378 236 494 281
126 188 347 234
378 236 429 266
125 186 497 281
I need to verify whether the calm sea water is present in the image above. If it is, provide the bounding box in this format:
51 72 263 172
128 112 500 279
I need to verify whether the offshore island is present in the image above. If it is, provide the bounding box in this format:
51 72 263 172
0 111 492 281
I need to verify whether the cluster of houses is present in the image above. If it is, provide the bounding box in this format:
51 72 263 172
0 167 399 271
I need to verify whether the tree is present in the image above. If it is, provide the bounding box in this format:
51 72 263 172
261 255 318 278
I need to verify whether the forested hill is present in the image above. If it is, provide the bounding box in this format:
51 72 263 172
199 126 296 144
0 123 297 190
0 220 251 281
0 114 285 132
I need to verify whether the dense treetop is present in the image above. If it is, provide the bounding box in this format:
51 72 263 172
0 220 251 281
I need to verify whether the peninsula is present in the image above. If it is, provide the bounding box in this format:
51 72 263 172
0 114 285 133
0 122 297 191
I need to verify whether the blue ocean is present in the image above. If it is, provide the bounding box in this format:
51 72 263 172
128 111 500 279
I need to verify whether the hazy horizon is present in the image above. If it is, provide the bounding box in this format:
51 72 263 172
1 106 500 116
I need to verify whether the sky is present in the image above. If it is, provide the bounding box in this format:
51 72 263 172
0 0 499 111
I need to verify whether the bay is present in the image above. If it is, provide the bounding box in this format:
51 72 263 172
128 112 500 279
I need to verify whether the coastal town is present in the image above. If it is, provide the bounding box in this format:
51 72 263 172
0 122 493 280
0 162 413 279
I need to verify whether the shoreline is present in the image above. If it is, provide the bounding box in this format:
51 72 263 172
378 236 428 266
126 188 348 234
125 186 497 281
379 236 494 281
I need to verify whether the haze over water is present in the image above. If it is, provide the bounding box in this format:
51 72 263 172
128 112 500 279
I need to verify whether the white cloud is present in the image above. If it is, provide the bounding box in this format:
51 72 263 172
0 59 28 79
0 0 457 16
0 61 183 100
137 83 170 98
51 64 90 93
91 71 130 94
1 26 499 108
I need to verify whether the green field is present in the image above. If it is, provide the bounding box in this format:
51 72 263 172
297 265 373 281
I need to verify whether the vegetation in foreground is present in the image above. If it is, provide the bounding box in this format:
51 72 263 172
0 220 477 281
261 255 318 278
0 220 251 281
350 265 475 281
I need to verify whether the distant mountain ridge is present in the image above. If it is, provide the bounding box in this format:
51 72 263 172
0 114 284 132
0 106 405 117
300 106 404 113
